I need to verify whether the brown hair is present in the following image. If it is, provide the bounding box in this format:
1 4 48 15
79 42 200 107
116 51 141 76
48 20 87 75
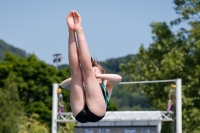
91 57 106 74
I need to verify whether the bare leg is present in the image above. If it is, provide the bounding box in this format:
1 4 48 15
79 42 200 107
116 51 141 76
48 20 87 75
68 29 85 116
76 28 106 116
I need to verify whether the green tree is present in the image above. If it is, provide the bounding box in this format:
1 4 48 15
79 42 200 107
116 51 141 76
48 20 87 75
172 1 200 132
58 122 77 133
174 0 200 20
0 73 23 133
120 1 200 132
18 114 49 133
0 52 71 131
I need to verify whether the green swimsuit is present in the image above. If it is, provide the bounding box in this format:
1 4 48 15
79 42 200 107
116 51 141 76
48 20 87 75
99 83 110 108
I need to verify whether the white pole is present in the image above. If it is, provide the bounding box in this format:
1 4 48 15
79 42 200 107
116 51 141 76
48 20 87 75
119 79 176 84
176 79 182 133
52 83 58 133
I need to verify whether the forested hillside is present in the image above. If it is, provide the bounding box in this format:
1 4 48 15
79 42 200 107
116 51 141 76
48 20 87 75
0 40 28 60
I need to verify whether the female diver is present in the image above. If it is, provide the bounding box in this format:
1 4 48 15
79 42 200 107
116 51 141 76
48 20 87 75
60 10 122 123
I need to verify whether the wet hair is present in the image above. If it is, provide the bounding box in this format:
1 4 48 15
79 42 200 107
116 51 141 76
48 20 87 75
91 57 106 74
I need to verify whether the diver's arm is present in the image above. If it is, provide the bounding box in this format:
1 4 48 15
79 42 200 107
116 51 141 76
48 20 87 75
60 78 71 89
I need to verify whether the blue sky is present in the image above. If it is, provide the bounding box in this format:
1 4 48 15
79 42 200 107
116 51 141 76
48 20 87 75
0 1 184 65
